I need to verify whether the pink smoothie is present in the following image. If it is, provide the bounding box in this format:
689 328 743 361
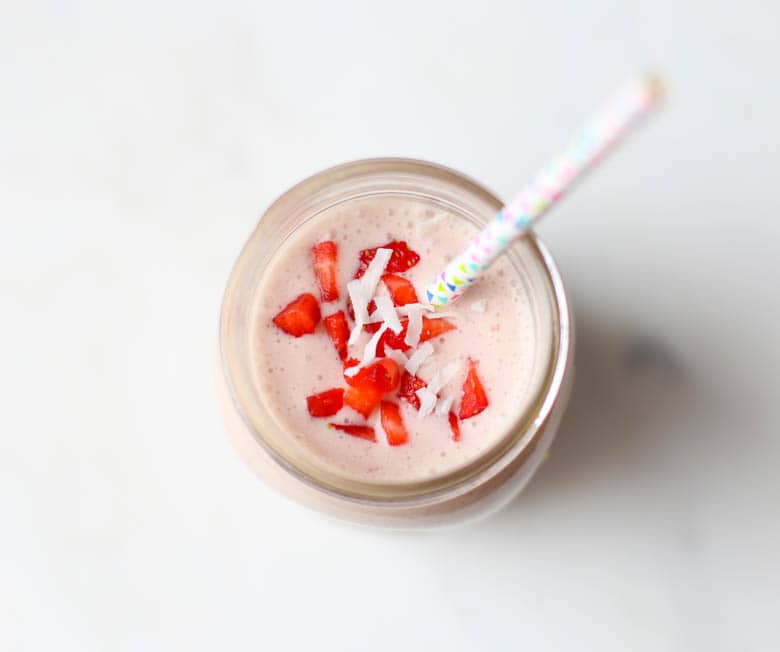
251 196 551 485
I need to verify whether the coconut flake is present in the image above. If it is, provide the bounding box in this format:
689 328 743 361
404 342 434 375
361 323 389 365
404 304 427 348
361 248 392 297
435 394 456 416
385 349 409 368
347 280 369 346
416 387 438 418
470 299 487 313
343 363 361 378
427 360 462 394
396 303 433 316
346 249 392 347
344 324 389 377
373 296 403 334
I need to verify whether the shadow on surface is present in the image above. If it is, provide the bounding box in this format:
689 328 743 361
504 299 716 512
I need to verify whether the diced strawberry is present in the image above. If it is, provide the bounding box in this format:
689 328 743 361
329 423 376 442
306 388 344 417
381 274 419 306
345 358 401 393
419 316 456 343
344 385 382 418
343 358 401 417
311 241 339 302
376 320 410 356
448 411 461 441
354 241 421 278
343 357 360 372
323 311 349 361
272 293 321 337
459 358 489 419
380 401 409 446
398 371 427 410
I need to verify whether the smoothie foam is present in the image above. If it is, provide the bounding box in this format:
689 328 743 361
251 195 551 485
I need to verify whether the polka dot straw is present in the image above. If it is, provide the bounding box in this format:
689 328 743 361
426 73 664 307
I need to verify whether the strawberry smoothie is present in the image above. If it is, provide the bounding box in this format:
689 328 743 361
251 196 552 485
219 159 572 526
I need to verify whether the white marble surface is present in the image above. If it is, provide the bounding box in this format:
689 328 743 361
2 2 779 650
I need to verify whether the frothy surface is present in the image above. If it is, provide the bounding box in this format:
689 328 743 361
251 196 541 484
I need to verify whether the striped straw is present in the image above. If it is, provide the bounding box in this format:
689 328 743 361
425 73 664 307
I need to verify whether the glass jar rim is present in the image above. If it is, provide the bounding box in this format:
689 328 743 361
219 158 572 508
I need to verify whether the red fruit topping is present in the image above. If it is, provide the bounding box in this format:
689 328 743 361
306 388 344 417
343 357 360 372
419 316 456 343
329 423 376 442
343 358 401 418
448 411 461 441
323 311 349 361
354 241 421 279
380 401 409 446
381 274 419 306
272 293 321 337
312 241 339 302
459 359 489 419
345 359 401 394
398 371 427 410
344 385 382 418
376 320 410 356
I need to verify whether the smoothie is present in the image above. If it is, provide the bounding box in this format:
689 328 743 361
251 196 552 485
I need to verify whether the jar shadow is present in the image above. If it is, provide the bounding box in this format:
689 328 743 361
500 300 717 515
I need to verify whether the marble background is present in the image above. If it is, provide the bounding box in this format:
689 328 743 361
2 1 778 650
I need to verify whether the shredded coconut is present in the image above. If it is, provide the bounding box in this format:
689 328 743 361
361 323 389 366
396 303 433 316
435 394 456 416
346 248 392 347
405 342 434 375
385 349 409 368
416 387 438 418
427 360 462 395
404 304 427 348
373 296 403 334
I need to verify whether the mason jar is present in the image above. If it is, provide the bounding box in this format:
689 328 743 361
217 159 573 528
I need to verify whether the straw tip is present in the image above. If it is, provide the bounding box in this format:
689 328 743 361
642 71 667 101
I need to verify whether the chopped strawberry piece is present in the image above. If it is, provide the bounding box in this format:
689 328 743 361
419 316 456 343
272 293 320 337
344 385 382 418
398 371 427 410
312 241 339 302
459 359 489 419
381 274 419 306
343 357 360 372
376 320 410 356
306 388 344 417
345 358 401 393
354 241 421 278
323 311 349 361
448 411 461 441
329 423 376 442
375 316 455 355
343 358 401 417
380 401 409 446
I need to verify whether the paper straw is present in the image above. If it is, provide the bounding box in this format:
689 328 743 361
425 73 664 306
